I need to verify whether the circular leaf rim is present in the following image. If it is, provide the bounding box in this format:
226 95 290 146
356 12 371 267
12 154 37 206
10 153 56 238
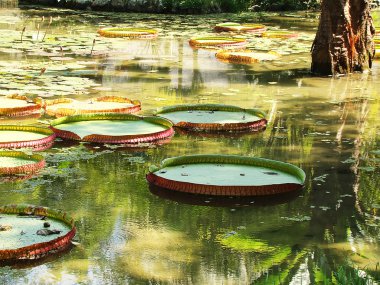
0 125 56 151
50 113 174 144
97 27 158 39
0 204 76 261
155 104 267 132
0 151 45 175
147 154 305 197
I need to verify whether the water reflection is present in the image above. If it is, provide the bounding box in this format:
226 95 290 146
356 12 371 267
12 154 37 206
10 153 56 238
149 184 303 207
0 4 379 285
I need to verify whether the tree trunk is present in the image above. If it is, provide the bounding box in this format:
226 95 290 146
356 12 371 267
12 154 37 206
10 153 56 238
311 0 375 75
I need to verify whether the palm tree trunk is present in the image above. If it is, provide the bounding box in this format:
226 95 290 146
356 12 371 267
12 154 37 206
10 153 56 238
311 0 375 75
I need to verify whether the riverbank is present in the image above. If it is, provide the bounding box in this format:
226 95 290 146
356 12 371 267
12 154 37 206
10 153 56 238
19 0 319 14
19 0 235 13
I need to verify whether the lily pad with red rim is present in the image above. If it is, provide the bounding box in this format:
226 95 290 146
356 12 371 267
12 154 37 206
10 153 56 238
261 30 299 39
50 113 174 145
155 104 267 132
216 50 280 64
0 151 45 177
0 95 41 117
0 125 56 151
189 37 247 49
0 204 75 264
44 96 141 117
147 154 305 197
97 27 158 39
214 22 267 34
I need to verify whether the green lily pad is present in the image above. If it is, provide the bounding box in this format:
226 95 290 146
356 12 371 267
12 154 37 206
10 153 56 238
147 154 305 196
0 125 56 150
50 113 174 144
0 151 45 176
156 104 266 132
0 205 76 262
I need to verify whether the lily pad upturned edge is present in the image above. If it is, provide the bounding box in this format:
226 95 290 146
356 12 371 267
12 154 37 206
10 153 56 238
261 30 299 39
214 23 267 34
44 96 141 117
0 95 42 117
97 27 158 39
215 50 280 64
155 104 267 132
0 125 56 151
147 154 306 197
0 151 45 176
188 37 247 49
50 113 174 144
0 204 76 262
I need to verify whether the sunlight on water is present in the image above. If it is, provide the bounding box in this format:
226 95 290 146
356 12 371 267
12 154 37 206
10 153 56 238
0 4 379 284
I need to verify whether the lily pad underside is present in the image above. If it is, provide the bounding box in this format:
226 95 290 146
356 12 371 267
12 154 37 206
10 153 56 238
147 154 305 196
45 96 141 117
50 113 174 144
0 125 56 151
156 104 267 132
0 205 75 262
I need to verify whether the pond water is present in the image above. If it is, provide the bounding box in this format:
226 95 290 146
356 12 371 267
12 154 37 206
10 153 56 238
0 4 379 284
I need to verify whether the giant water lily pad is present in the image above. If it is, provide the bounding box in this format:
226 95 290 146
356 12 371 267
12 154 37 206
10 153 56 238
45 96 141 117
0 95 41 117
189 37 247 49
214 22 266 34
155 104 267 132
97 27 158 39
50 113 174 145
261 30 299 39
216 50 280 64
0 205 75 263
0 125 56 150
147 155 305 196
0 151 45 177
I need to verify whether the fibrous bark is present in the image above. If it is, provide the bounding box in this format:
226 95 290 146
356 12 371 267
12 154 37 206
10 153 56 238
311 0 375 75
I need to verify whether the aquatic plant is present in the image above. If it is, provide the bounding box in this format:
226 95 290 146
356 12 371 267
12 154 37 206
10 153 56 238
0 151 45 176
261 30 299 39
97 27 158 39
216 50 280 64
0 204 75 263
0 125 56 151
147 154 305 196
50 113 174 145
45 96 141 117
155 104 267 132
189 36 247 49
214 22 266 33
0 94 42 117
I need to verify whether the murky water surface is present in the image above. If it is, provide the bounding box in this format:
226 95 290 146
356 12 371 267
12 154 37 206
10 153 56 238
0 4 379 284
